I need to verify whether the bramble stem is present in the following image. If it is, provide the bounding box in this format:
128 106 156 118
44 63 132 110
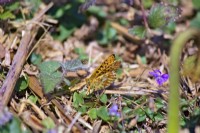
167 29 200 133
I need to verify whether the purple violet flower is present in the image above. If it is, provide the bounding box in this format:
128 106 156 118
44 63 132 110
0 0 13 4
109 103 120 117
0 105 13 126
149 70 169 86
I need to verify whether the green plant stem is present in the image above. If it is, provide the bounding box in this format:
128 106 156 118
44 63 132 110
167 29 200 133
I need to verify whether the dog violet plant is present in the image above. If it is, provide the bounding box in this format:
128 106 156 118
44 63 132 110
109 103 120 117
149 70 169 86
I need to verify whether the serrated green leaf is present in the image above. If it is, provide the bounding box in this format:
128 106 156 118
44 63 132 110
40 71 62 94
100 94 107 104
128 26 146 38
38 61 61 74
41 117 55 129
97 106 109 121
88 108 97 120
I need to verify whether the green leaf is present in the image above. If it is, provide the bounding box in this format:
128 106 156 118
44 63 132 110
141 56 147 64
28 95 38 104
145 108 154 120
88 108 97 120
40 71 62 94
0 117 31 133
24 0 42 13
193 0 200 9
56 25 76 41
97 106 109 121
154 113 164 121
122 107 132 114
15 76 28 92
87 6 107 18
63 78 71 86
142 0 153 8
38 61 61 74
9 117 22 133
163 22 176 34
98 22 117 45
137 114 146 122
41 117 55 129
78 106 87 113
0 10 15 20
128 26 146 38
73 92 84 108
100 94 107 104
191 12 200 29
155 97 165 109
5 2 20 11
38 61 62 93
119 18 129 26
29 53 42 66
135 108 146 122
74 48 88 60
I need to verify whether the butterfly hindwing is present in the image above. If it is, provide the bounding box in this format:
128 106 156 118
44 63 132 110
86 54 120 94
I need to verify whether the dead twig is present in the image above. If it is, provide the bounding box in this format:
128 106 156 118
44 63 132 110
0 3 53 105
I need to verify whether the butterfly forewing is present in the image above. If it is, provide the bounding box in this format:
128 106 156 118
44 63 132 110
86 54 121 94
89 54 116 79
